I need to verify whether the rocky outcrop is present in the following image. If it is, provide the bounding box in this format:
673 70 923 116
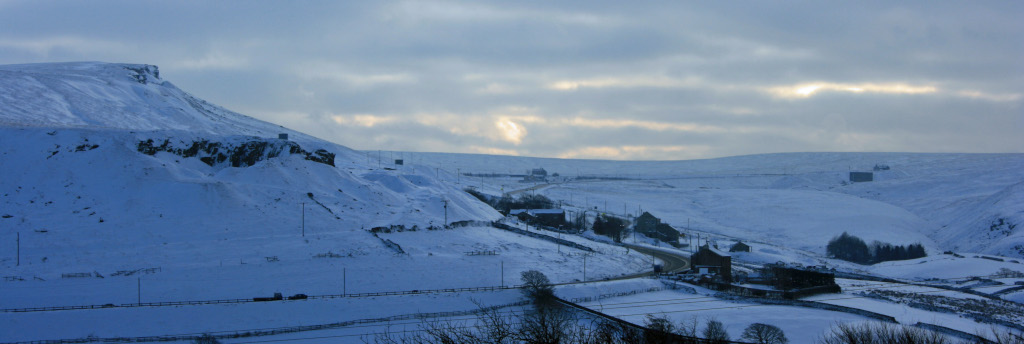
123 65 160 84
137 138 335 167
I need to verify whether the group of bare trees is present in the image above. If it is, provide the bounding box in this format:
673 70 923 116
366 270 793 344
818 323 1023 344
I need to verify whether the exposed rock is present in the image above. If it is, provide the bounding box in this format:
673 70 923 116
137 138 335 168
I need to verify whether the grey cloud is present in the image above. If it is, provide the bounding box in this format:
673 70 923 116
1 1 1020 160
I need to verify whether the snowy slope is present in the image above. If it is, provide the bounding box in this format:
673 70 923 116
0 62 297 138
0 62 507 277
409 151 1024 259
0 63 657 333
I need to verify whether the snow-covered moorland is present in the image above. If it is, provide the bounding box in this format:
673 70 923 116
2 62 1023 343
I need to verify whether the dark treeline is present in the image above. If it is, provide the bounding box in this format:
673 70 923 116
826 232 926 265
593 214 629 243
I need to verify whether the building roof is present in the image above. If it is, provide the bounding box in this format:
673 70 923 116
510 209 565 216
700 244 731 257
730 242 751 252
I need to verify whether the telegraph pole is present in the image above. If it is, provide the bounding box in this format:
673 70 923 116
443 200 448 227
137 277 141 304
301 202 305 237
583 255 587 281
16 232 20 266
501 261 504 287
557 230 561 254
343 267 347 296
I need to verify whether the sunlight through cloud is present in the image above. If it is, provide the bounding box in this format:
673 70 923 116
495 119 526 144
768 82 938 99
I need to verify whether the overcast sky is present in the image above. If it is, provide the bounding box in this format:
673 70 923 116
1 1 1021 160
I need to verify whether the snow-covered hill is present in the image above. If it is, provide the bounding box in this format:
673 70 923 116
0 62 506 276
2 62 1023 343
0 62 295 137
409 151 1024 259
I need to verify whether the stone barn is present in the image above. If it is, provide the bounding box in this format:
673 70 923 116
510 209 566 228
849 172 873 182
729 242 751 253
691 244 732 282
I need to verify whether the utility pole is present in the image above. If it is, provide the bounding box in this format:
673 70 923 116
137 277 141 304
301 202 305 237
16 232 19 266
343 267 347 296
501 261 504 287
583 255 587 281
556 232 564 250
443 200 448 227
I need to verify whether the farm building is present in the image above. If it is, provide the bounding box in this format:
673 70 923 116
729 241 751 252
849 171 873 182
759 265 838 291
509 209 565 228
691 244 732 282
522 168 548 182
633 212 681 244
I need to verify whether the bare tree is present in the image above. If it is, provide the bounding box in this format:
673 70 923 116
703 319 730 344
818 322 951 344
521 270 555 304
677 317 701 338
677 316 701 338
741 323 788 344
643 314 678 344
516 305 575 344
976 328 1024 344
473 302 517 344
590 320 644 344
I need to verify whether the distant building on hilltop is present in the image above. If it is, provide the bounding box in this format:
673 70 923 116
849 171 873 182
691 244 732 282
522 168 548 182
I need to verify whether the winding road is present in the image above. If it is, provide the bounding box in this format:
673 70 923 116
590 244 690 282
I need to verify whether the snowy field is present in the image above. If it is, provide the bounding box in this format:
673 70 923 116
1 290 526 343
578 288 870 343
